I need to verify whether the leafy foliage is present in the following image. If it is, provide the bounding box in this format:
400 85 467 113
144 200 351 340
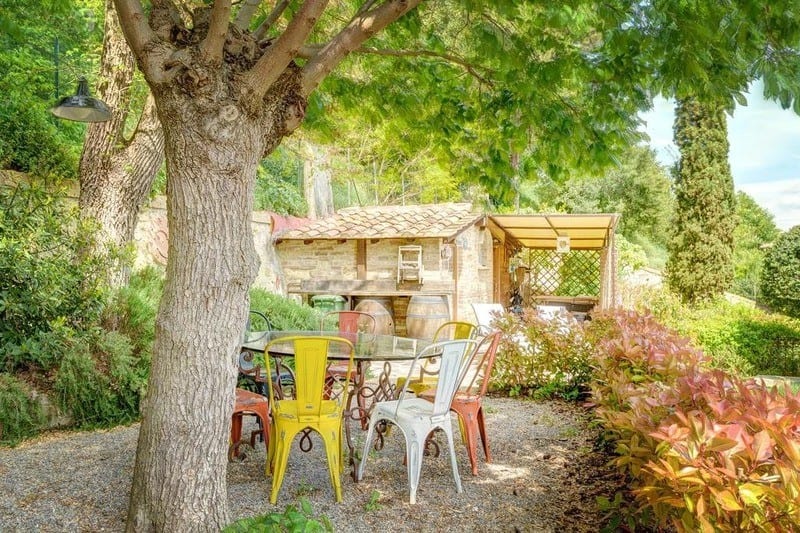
623 285 800 377
54 328 146 428
0 181 157 438
253 146 307 216
589 310 800 531
0 181 107 373
0 0 103 180
0 373 47 445
491 308 594 400
223 498 332 532
666 99 736 302
249 287 325 331
731 192 780 300
759 226 800 319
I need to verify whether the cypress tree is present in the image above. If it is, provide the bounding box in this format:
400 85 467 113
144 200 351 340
666 98 737 302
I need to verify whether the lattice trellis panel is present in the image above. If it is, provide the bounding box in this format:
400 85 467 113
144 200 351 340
521 249 601 297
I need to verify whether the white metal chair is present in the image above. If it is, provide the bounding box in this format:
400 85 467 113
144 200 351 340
470 303 505 332
357 338 480 504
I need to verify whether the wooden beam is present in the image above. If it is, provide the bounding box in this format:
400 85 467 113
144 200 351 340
356 239 366 280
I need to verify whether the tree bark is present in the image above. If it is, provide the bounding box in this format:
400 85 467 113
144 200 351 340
79 0 164 288
110 1 423 529
125 68 298 532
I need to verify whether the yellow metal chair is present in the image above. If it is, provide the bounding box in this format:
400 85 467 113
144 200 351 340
397 321 478 395
263 335 354 504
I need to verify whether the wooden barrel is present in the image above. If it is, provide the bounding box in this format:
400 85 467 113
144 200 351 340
406 295 450 340
354 297 395 335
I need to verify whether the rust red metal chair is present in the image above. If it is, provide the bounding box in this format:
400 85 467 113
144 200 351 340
230 388 270 460
419 330 502 475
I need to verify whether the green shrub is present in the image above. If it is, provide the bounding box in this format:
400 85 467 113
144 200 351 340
491 308 594 400
0 181 107 373
759 226 800 319
105 266 163 362
0 373 47 445
623 286 800 377
53 328 145 429
249 288 324 331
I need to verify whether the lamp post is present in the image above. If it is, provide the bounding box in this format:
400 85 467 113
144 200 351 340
49 37 111 123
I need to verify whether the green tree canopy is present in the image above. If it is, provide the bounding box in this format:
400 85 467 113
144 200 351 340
759 226 800 318
666 99 737 302
732 191 780 300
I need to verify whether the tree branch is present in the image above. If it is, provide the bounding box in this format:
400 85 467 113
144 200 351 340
114 0 177 82
113 0 158 58
244 0 328 98
359 47 493 85
301 0 423 95
201 0 233 65
254 0 291 40
234 0 262 30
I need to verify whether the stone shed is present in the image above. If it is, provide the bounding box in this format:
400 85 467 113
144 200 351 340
273 203 494 336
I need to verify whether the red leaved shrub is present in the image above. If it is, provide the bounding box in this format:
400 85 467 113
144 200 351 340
588 310 800 531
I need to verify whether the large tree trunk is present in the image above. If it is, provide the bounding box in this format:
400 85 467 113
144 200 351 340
125 83 275 532
111 2 422 529
79 0 164 288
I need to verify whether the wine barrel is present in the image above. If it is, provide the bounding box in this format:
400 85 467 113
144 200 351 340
406 295 450 340
354 297 395 335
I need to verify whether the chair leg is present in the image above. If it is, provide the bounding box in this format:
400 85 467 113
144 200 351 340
269 427 298 504
406 429 427 505
266 422 277 476
320 426 343 502
460 410 480 476
477 406 492 464
230 413 244 459
356 413 379 481
442 422 463 494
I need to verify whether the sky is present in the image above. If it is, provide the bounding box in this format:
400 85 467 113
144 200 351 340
639 81 800 231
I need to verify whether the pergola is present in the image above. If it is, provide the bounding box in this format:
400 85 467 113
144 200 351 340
487 213 620 310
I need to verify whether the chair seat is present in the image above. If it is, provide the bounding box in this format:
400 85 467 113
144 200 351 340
419 389 480 405
374 397 452 425
273 399 341 422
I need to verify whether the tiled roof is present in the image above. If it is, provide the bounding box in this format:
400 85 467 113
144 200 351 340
274 203 482 241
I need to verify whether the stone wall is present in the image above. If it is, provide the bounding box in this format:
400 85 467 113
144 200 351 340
133 197 282 292
276 225 494 322
129 196 494 319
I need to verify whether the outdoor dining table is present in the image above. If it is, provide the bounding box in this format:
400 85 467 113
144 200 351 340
240 330 435 480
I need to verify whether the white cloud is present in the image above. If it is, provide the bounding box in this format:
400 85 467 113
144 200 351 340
738 179 800 231
639 84 800 231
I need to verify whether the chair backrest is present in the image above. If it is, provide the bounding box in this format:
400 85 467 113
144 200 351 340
321 310 377 337
459 331 502 397
470 303 504 331
433 321 478 342
243 310 272 343
264 335 354 416
396 339 479 418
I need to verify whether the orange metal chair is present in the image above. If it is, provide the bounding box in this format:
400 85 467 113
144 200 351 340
418 330 502 475
263 335 354 504
230 388 270 460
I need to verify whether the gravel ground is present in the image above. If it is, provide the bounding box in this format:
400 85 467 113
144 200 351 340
0 397 621 532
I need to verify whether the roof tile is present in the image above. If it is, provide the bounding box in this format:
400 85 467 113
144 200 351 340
275 203 481 241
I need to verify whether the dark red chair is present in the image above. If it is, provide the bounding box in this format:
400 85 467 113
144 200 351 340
320 310 376 425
